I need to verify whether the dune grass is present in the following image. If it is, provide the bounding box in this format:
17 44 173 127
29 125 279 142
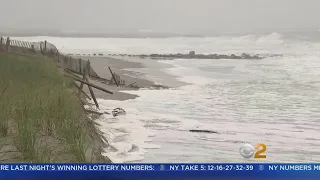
0 53 89 162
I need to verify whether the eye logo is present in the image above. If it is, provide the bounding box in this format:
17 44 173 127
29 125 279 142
239 143 255 159
239 143 267 159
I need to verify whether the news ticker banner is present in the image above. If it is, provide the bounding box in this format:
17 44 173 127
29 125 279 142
0 163 320 172
1 164 320 180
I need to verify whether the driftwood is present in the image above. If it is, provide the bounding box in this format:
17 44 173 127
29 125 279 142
189 130 219 134
64 73 113 94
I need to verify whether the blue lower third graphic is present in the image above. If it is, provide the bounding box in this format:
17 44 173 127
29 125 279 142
0 164 319 180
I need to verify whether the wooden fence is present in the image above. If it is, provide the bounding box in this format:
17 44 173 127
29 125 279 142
0 37 135 111
0 37 100 79
0 36 129 88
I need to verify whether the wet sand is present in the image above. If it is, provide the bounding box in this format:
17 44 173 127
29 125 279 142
76 56 159 163
77 56 156 101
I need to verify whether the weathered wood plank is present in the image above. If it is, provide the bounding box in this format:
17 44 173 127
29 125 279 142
64 73 113 94
85 76 99 109
73 82 92 100
78 60 87 96
108 66 119 87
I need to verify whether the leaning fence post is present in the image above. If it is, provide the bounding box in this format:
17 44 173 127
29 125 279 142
44 40 47 52
69 56 72 70
78 60 87 96
31 44 35 52
0 37 3 52
5 37 10 52
86 75 99 109
83 60 99 109
79 58 82 74
40 43 43 53
108 66 119 87
87 60 91 77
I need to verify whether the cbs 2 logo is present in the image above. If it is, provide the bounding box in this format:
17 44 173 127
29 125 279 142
240 143 267 159
254 143 267 158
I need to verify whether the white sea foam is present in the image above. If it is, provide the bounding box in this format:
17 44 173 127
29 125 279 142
91 98 159 163
13 32 320 163
117 48 320 163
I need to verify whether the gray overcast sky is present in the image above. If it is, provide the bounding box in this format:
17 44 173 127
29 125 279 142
0 0 319 33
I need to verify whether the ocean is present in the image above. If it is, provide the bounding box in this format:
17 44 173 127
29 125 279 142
14 31 320 163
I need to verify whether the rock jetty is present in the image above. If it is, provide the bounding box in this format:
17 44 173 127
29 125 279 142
68 51 282 60
147 52 261 59
108 51 277 60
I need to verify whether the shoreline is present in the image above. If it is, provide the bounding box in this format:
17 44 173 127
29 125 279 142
78 55 180 163
79 56 176 101
58 54 178 163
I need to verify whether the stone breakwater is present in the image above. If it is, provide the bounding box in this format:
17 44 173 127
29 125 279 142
69 51 282 60
144 52 262 59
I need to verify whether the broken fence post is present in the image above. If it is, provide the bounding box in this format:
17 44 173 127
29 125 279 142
86 75 99 109
74 60 100 109
87 60 91 78
79 58 82 74
108 66 119 87
84 60 99 109
78 60 87 96
44 40 47 52
5 37 10 52
0 37 3 52
73 82 91 100
64 74 113 94
31 44 35 52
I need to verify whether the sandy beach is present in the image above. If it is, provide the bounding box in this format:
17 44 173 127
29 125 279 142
77 55 179 102
74 56 167 163
77 56 157 101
